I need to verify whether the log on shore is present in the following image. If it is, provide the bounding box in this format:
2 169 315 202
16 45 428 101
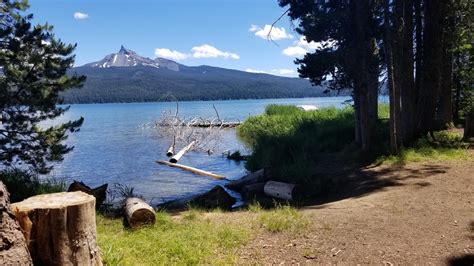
157 160 226 179
170 140 196 163
225 168 267 191
124 197 156 229
0 182 32 265
12 192 102 266
67 180 108 206
157 186 236 211
241 182 266 200
264 181 301 201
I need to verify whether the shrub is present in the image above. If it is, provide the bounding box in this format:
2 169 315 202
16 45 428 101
0 169 65 202
237 106 355 184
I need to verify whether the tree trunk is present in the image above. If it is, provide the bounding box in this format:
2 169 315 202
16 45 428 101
169 140 196 163
394 0 417 144
464 113 474 141
353 1 379 152
124 197 156 229
0 182 32 265
384 0 402 154
436 2 455 129
12 192 102 266
416 0 446 136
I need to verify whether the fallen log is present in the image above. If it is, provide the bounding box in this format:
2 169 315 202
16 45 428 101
67 180 108 206
166 145 175 157
166 137 176 157
157 186 236 211
124 197 156 229
241 182 266 200
12 191 102 265
170 140 196 163
156 160 225 179
264 181 300 201
0 181 33 265
225 169 266 191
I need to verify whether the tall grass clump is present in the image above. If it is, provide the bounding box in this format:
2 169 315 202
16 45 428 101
97 211 250 265
0 169 65 202
237 105 355 184
256 204 308 233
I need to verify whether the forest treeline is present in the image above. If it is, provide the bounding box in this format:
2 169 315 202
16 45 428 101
280 0 473 152
62 65 336 104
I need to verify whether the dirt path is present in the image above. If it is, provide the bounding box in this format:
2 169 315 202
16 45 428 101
238 158 474 265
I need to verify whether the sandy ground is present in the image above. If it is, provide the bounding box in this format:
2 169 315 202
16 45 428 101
235 157 474 265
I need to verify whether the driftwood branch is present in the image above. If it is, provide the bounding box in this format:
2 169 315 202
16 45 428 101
156 160 226 179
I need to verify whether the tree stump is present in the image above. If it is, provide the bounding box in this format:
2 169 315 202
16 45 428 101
124 197 156 229
12 191 102 265
0 181 33 265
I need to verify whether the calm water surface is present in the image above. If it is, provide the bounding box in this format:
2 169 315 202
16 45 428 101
51 97 350 204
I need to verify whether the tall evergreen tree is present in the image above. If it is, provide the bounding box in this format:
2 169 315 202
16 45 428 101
0 0 85 174
279 0 381 151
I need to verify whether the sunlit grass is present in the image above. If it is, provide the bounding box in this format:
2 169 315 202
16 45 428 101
381 130 471 164
255 204 309 233
97 211 250 265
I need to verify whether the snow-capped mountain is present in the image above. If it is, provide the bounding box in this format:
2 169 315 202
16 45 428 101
84 46 180 71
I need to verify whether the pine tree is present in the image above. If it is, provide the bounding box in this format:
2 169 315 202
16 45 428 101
0 0 85 174
279 0 381 151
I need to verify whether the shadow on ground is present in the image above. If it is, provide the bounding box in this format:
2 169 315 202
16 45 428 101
446 221 474 265
298 160 449 209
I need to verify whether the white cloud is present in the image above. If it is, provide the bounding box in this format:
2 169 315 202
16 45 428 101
250 24 293 40
282 36 337 57
282 46 308 57
191 44 239 59
245 68 297 77
296 36 321 50
73 12 89 20
154 48 189 61
272 69 295 75
245 68 270 74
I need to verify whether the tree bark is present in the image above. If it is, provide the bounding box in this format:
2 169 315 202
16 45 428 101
0 182 32 265
12 192 102 266
124 197 156 229
464 113 474 141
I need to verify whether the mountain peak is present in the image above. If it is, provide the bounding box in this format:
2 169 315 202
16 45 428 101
84 46 181 71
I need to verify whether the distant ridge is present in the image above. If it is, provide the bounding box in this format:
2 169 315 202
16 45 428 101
63 47 331 104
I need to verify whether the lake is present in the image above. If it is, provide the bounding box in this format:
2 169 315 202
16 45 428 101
51 96 351 205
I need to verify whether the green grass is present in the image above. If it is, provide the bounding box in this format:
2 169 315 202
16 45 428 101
381 130 470 164
237 104 471 197
237 105 356 183
97 211 250 265
256 204 309 233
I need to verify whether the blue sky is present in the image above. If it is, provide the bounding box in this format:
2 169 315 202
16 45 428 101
27 0 320 77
